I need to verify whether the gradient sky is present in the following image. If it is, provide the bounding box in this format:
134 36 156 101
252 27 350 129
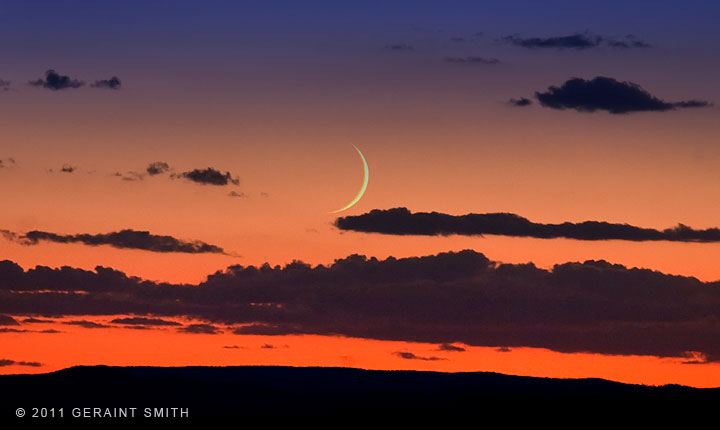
2 1 720 386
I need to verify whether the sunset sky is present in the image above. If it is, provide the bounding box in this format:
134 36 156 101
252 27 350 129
3 1 720 387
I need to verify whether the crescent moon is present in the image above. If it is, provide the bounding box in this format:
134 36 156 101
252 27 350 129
330 145 369 213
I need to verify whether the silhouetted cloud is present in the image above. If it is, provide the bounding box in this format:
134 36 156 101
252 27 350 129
228 191 248 198
0 231 16 244
63 320 110 329
60 164 76 173
114 171 144 181
509 97 532 106
503 33 650 50
496 347 512 353
385 44 414 51
394 352 445 361
438 343 466 352
5 229 225 254
0 157 15 168
110 317 181 326
534 77 711 114
22 318 55 323
146 161 170 176
335 207 720 242
0 359 42 367
223 345 245 349
0 80 10 91
29 69 84 90
444 56 499 64
0 315 19 325
3 250 720 361
680 351 708 364
673 100 710 108
504 33 599 49
179 324 221 334
261 344 275 349
113 162 170 181
606 34 651 48
91 76 121 89
173 167 240 186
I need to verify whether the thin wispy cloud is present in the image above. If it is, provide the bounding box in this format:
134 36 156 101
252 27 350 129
444 56 499 64
2 229 226 254
91 76 121 89
509 97 532 106
502 32 650 50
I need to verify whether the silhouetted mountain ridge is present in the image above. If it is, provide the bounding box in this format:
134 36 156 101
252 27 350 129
2 365 716 423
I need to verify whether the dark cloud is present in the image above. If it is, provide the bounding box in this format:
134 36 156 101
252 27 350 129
385 44 414 51
29 69 85 90
146 161 170 176
0 157 15 168
394 352 445 361
496 347 512 353
503 33 650 50
0 79 10 91
534 76 711 114
228 191 248 198
0 359 42 367
444 56 499 64
91 76 121 90
223 345 245 349
0 327 61 333
438 343 466 352
4 250 720 361
5 229 225 254
110 317 181 326
261 344 275 349
60 164 76 173
0 315 19 325
22 317 55 323
335 207 720 242
173 168 240 186
509 97 532 107
63 320 110 329
504 33 600 49
179 324 222 334
39 329 61 334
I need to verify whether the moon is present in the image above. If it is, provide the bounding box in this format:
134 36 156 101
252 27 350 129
330 145 369 213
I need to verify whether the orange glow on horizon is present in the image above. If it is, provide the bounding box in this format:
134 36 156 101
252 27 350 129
2 315 719 389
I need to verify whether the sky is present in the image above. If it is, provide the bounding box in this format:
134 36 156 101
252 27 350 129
2 0 720 387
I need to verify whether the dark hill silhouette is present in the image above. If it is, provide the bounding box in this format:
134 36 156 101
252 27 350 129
2 366 717 424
